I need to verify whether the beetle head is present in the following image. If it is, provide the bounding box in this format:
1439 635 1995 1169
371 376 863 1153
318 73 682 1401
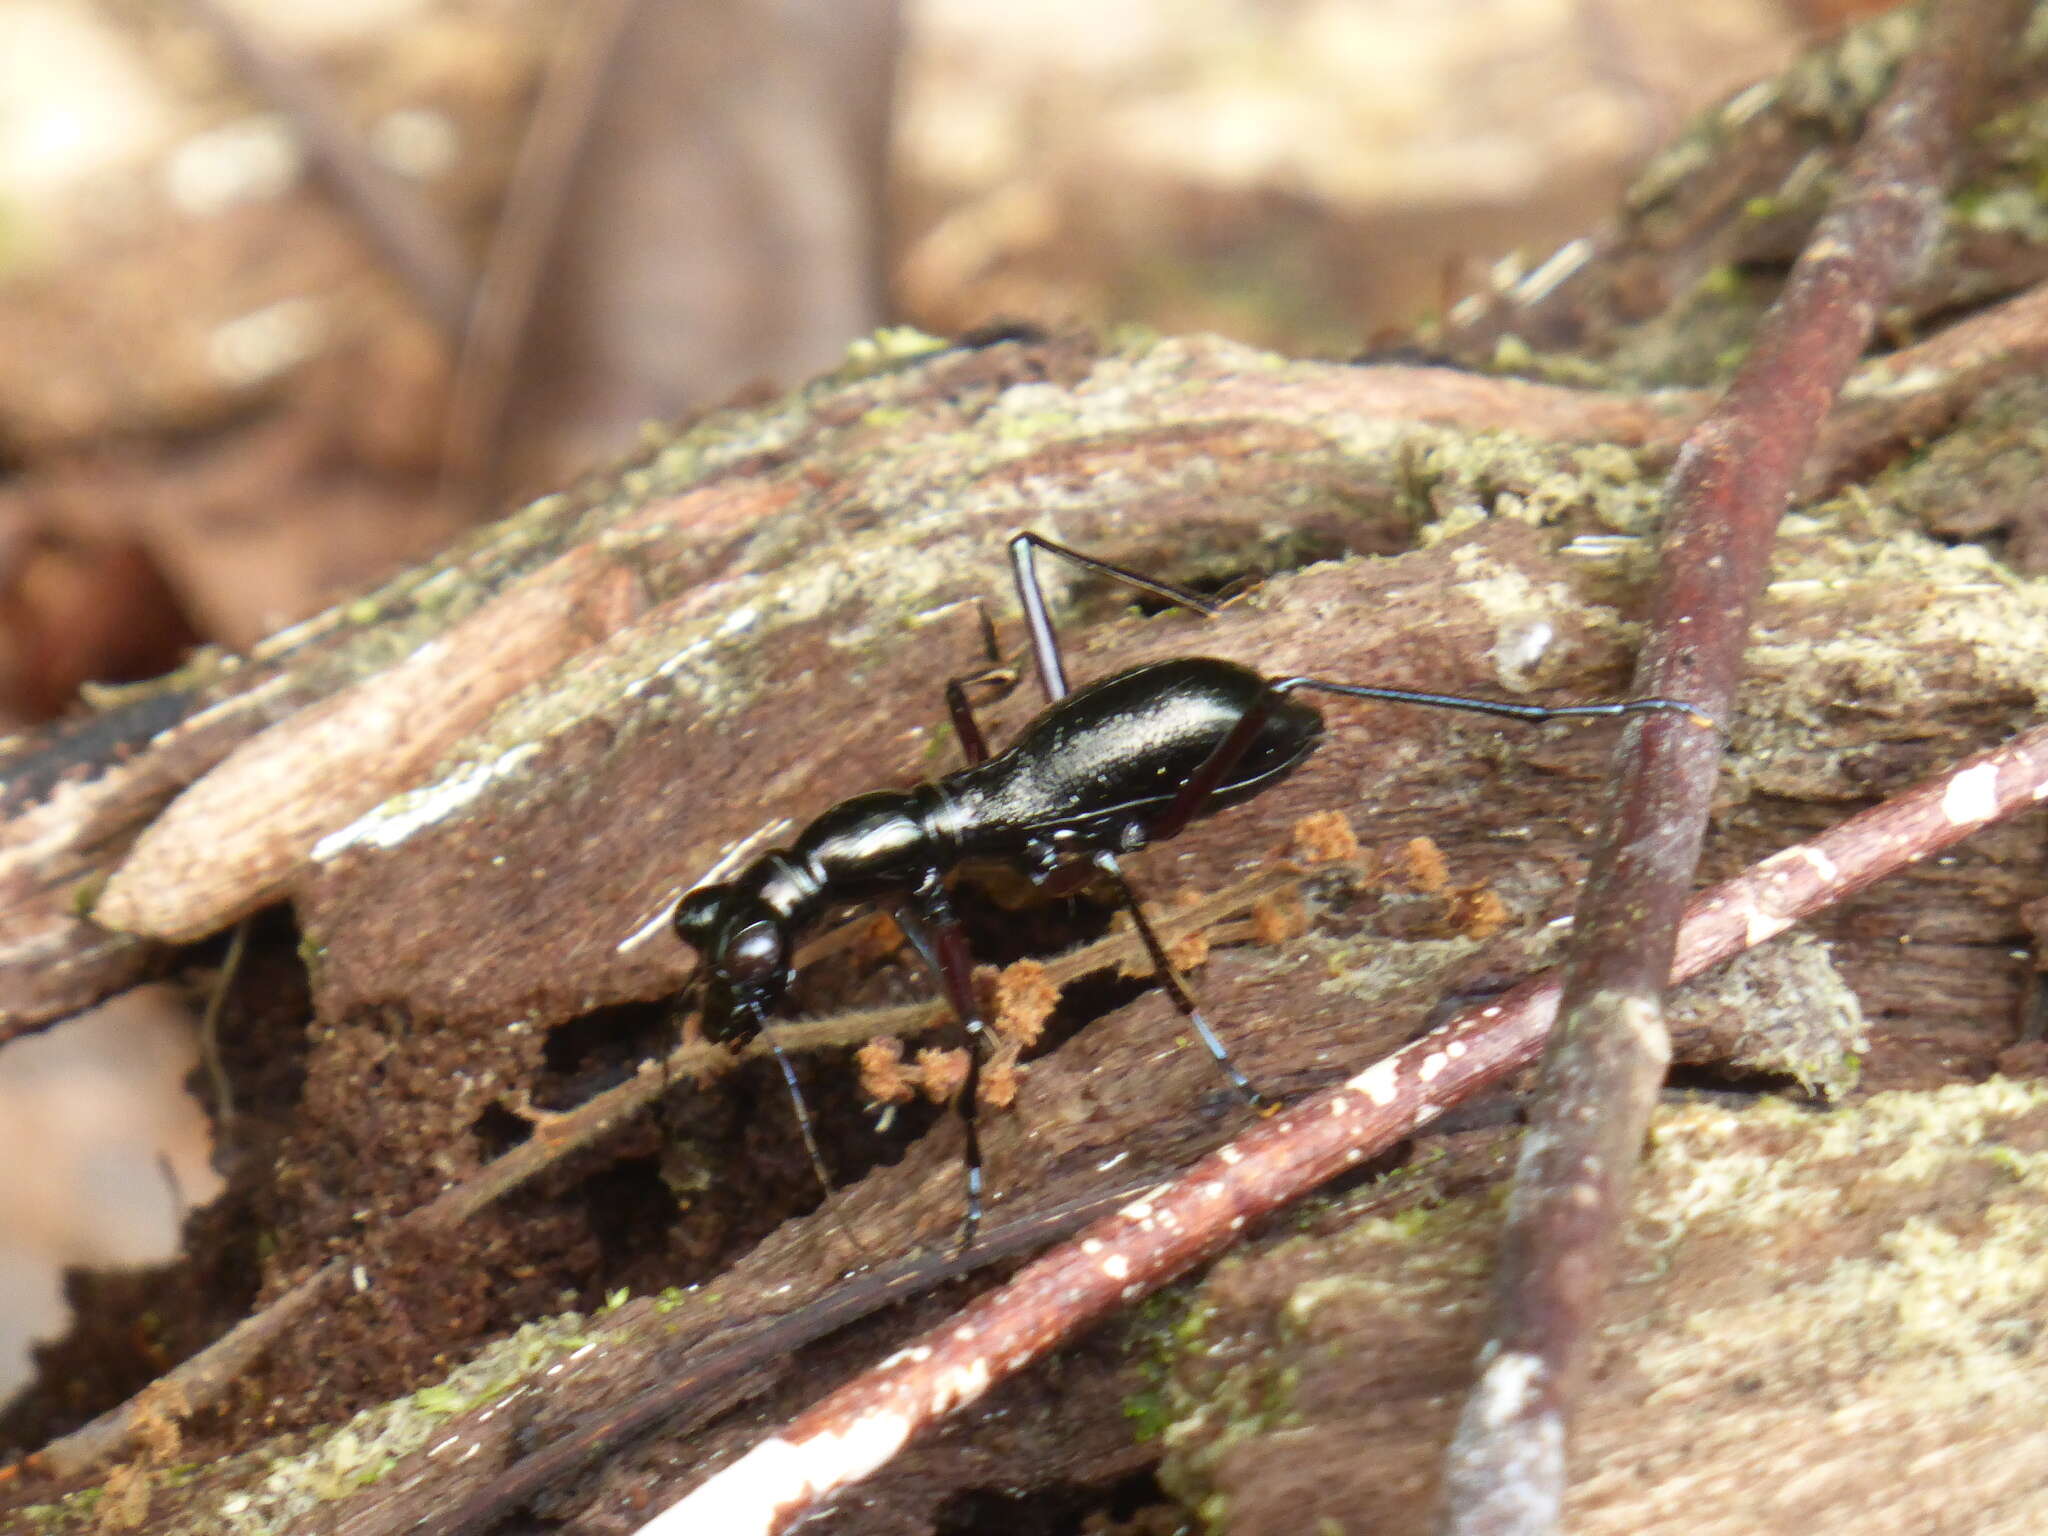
674 883 791 1043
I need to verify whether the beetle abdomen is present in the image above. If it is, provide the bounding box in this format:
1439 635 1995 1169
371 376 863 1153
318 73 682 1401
944 657 1322 850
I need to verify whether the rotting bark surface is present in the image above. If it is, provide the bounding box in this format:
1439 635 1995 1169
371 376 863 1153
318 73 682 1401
1157 1081 2048 1536
6 9 2048 1534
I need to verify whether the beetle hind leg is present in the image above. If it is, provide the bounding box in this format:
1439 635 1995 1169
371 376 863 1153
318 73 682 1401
1093 851 1269 1112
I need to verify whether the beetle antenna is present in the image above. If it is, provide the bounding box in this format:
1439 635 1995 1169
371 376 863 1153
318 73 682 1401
1273 677 1716 731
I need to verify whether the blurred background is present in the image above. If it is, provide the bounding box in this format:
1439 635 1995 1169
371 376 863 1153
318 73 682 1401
0 0 1880 1411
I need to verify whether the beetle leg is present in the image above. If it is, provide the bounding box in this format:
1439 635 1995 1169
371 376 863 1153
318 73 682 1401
894 889 992 1255
1143 689 1286 846
1008 531 1219 703
733 1000 873 1263
1093 851 1268 1112
942 599 1019 767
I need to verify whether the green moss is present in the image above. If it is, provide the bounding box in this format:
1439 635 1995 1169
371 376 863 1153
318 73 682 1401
187 1310 597 1533
1402 432 1667 546
1121 1288 1201 1442
406 1383 466 1416
1490 334 1535 372
1983 1144 2031 1179
69 876 106 919
1122 1391 1176 1441
1952 183 2048 240
1698 264 1744 299
840 326 948 374
20 1483 103 1531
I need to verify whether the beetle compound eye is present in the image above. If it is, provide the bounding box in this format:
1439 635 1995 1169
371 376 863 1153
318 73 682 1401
723 920 784 981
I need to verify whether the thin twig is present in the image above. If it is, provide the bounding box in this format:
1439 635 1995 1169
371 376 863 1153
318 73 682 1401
176 0 473 338
195 917 248 1133
1441 4 2027 1533
437 0 643 506
626 713 2048 1536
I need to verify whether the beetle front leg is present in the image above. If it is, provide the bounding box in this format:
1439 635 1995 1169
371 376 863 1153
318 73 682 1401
893 887 993 1255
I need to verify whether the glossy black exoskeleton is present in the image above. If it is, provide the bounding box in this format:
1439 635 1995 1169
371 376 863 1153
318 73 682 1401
677 658 1318 1029
675 533 1703 1251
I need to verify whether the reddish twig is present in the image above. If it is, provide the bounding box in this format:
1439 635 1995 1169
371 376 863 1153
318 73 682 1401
422 1181 1158 1536
1440 4 2028 1533
625 714 2048 1536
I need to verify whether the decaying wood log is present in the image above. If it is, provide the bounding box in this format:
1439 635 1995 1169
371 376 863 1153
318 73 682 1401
7 7 2048 1534
1158 1077 2048 1536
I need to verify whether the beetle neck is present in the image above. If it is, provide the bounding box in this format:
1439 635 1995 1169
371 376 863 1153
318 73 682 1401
748 851 827 934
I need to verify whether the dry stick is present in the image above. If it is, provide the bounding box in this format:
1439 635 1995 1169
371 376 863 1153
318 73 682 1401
176 0 473 338
631 714 2048 1536
437 0 643 503
29 867 1291 1480
1440 4 2027 1533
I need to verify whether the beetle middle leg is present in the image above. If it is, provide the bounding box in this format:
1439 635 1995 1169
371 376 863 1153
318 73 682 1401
1005 533 1284 1110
